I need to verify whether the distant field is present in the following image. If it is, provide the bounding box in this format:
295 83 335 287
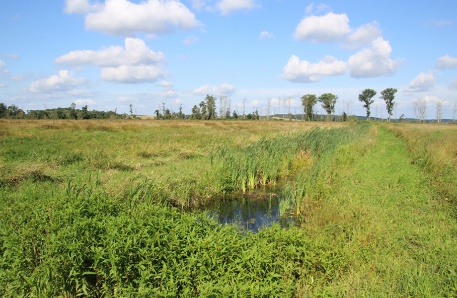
1 119 456 297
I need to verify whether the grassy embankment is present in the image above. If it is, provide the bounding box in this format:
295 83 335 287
1 120 456 296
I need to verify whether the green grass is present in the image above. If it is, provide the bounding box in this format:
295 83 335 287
297 125 457 296
1 120 456 296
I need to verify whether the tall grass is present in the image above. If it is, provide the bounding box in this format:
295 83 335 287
212 124 369 197
0 175 350 297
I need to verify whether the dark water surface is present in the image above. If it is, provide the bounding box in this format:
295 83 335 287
201 191 293 232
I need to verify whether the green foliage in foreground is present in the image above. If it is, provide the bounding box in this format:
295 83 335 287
0 178 348 297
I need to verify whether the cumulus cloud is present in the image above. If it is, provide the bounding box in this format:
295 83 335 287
436 54 457 69
193 83 236 95
282 55 346 83
56 38 166 83
216 0 259 15
29 70 88 92
348 37 400 78
159 80 174 88
294 12 351 43
100 65 165 83
343 23 381 49
405 72 436 92
294 11 382 49
259 31 274 40
66 0 199 36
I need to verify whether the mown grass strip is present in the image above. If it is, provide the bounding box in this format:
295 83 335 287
299 125 457 296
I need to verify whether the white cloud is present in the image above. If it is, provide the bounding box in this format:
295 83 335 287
282 55 346 83
216 0 259 15
294 11 382 49
259 31 274 40
348 37 400 78
193 83 236 95
100 65 165 83
64 0 101 14
56 38 166 83
436 55 457 69
67 0 199 36
343 23 381 49
405 72 436 92
183 35 200 45
29 70 87 92
294 12 350 43
159 80 174 88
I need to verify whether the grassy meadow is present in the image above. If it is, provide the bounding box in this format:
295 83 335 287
1 119 456 297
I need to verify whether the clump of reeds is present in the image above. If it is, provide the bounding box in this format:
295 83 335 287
212 124 370 205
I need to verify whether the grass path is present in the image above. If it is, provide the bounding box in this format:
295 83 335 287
304 125 457 296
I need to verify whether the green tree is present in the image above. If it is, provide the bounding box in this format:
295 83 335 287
191 105 201 120
301 94 317 121
7 104 24 118
380 88 397 122
69 103 77 119
205 95 217 120
199 101 207 120
0 103 6 118
318 93 338 121
358 89 377 120
81 105 90 119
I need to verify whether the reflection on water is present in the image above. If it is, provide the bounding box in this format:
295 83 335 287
201 192 294 232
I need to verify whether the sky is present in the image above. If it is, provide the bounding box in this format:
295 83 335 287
1 0 457 119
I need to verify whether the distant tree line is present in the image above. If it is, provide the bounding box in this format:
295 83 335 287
0 103 26 119
2 88 401 121
155 95 260 120
0 102 130 120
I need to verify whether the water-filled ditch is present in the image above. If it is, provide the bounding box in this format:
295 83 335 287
199 188 295 232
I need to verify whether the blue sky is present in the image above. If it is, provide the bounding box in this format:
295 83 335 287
1 0 456 118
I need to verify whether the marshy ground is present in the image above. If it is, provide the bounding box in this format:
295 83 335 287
1 120 456 296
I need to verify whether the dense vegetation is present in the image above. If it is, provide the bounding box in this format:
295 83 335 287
1 120 456 296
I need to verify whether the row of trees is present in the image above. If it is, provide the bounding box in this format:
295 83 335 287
154 95 260 120
0 102 130 120
301 88 398 122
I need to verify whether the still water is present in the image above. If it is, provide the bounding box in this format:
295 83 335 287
201 191 294 232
